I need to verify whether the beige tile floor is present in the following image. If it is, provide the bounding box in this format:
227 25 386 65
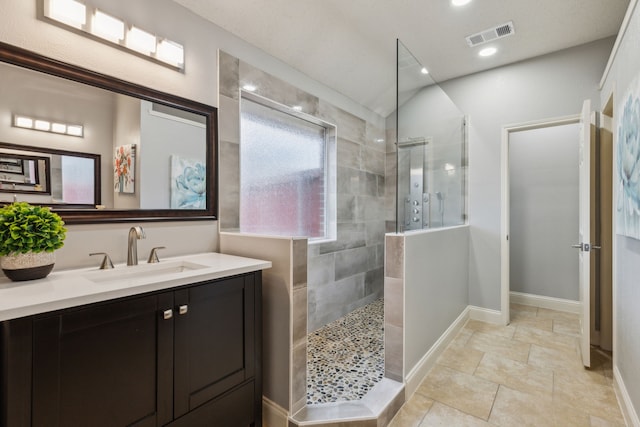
388 304 626 427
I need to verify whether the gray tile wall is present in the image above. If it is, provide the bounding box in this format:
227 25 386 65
218 50 387 333
308 104 386 332
384 234 404 382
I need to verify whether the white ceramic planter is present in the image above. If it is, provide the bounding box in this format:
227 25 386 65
1 252 55 281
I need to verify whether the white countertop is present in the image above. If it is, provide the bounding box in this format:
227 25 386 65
0 252 271 321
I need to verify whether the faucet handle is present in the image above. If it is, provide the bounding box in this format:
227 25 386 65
90 252 115 269
147 246 166 264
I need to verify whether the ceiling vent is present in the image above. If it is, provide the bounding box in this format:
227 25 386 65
465 21 515 47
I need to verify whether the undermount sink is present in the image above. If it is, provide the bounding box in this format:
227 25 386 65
84 260 208 284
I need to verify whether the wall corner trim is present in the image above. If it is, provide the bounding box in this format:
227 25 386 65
599 0 639 89
468 306 503 324
405 307 470 398
613 365 640 427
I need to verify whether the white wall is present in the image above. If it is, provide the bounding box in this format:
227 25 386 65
600 0 640 421
439 37 615 310
404 226 469 374
139 101 206 209
113 95 141 209
509 123 580 300
397 85 467 229
0 0 380 269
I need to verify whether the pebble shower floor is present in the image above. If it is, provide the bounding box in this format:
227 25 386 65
306 298 384 404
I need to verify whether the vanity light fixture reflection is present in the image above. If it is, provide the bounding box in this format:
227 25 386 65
13 114 84 138
43 0 185 70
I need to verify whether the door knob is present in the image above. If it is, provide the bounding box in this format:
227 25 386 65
571 243 592 252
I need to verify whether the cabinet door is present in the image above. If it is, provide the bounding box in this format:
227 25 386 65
31 293 174 427
173 274 256 418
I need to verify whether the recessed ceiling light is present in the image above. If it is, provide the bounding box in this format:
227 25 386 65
292 105 303 112
242 84 257 92
421 67 429 75
478 47 497 57
452 0 472 6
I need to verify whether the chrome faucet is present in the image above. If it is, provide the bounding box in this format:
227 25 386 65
127 226 146 266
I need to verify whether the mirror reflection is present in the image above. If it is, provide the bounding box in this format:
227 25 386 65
0 42 217 223
0 60 207 210
0 153 49 194
0 142 98 205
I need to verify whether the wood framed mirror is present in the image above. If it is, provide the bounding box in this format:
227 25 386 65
0 41 217 224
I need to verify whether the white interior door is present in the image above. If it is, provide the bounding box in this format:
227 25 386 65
576 99 592 368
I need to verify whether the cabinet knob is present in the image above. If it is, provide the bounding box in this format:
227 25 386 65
163 309 173 320
178 305 188 315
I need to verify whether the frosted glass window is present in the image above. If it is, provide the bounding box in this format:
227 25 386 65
240 97 328 238
61 155 95 204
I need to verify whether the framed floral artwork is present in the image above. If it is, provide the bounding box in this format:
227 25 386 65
114 144 135 194
170 155 206 209
617 74 640 240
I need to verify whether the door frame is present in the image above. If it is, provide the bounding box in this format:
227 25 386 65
602 88 617 366
500 114 581 325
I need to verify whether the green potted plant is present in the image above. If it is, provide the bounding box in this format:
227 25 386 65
0 202 67 281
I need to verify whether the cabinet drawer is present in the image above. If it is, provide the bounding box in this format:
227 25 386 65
168 381 255 427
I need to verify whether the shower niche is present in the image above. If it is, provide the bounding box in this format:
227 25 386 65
395 40 467 232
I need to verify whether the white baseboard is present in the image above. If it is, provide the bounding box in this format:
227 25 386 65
405 307 470 398
468 305 503 324
263 396 289 427
510 291 580 314
613 365 640 427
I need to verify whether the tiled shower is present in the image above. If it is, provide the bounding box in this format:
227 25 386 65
218 39 468 418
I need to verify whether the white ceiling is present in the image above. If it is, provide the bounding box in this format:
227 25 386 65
173 0 630 117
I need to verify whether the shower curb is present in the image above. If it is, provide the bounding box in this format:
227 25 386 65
288 378 405 427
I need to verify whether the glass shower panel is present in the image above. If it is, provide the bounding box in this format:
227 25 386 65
395 40 467 232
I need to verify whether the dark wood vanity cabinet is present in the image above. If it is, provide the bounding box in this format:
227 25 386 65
0 272 262 427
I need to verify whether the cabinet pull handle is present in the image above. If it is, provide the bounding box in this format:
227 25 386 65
179 305 188 315
163 309 173 320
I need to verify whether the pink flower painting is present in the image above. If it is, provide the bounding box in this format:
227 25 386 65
114 144 135 194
